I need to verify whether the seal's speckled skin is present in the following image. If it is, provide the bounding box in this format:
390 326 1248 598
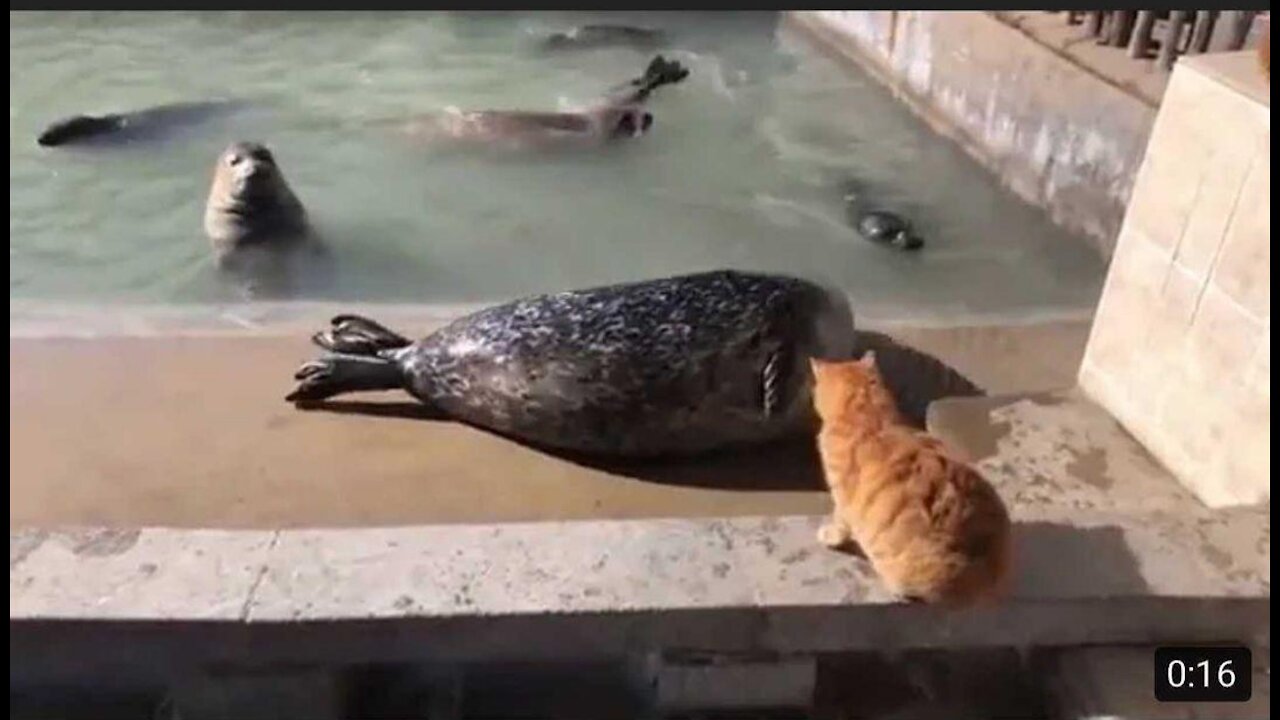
288 270 855 457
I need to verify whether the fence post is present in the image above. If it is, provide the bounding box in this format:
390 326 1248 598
1129 11 1156 58
1159 11 1189 71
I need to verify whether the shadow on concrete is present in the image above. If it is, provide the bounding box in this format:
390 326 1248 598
1010 522 1150 599
854 330 985 428
296 399 449 421
572 437 827 492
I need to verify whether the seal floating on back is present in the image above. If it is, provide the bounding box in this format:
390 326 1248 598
398 55 689 151
287 270 855 457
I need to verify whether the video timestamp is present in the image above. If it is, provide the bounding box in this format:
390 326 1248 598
1154 646 1252 702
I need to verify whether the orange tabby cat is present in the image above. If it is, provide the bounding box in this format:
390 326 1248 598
810 353 1012 606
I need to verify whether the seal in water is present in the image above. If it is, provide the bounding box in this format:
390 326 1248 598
286 270 856 458
539 24 667 52
398 56 688 150
855 211 923 251
36 100 246 148
840 178 924 251
203 141 326 297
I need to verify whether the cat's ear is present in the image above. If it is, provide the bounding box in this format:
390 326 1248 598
809 357 828 376
860 350 878 368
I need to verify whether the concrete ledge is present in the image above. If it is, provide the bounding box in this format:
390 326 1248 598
11 512 1269 680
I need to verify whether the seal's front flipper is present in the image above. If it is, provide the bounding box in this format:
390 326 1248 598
286 353 404 403
312 315 412 355
761 348 793 419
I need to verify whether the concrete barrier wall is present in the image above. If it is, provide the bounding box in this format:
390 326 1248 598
1079 52 1270 508
787 11 1158 257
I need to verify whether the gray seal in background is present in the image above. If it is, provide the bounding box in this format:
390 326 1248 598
36 100 248 148
397 56 689 150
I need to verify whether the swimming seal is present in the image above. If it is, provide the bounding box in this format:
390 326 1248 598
286 270 856 458
539 24 667 52
36 100 246 148
855 210 924 251
399 55 688 150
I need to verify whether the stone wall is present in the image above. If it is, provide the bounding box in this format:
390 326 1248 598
1079 52 1270 508
787 11 1158 257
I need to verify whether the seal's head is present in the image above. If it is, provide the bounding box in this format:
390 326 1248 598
214 141 288 205
204 140 308 253
36 114 124 147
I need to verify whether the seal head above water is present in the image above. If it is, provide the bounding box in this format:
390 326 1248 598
286 270 856 458
855 210 924 251
203 141 327 298
203 141 311 261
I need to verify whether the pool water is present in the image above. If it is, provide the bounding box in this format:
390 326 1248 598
9 11 1105 321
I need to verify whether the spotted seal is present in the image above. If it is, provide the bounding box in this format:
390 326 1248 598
286 270 856 457
399 55 688 150
36 100 247 148
855 210 924 251
203 141 326 297
204 141 311 261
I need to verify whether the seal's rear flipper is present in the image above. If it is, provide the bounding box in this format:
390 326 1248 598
286 353 405 403
312 315 413 355
632 55 690 101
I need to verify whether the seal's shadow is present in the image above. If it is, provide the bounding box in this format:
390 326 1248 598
298 331 983 493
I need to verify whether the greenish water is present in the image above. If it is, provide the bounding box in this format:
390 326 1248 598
9 11 1104 319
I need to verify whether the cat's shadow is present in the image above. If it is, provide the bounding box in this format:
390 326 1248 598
1010 522 1152 598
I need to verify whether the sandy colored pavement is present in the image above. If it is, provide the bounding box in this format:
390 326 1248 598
9 318 1088 529
10 336 833 528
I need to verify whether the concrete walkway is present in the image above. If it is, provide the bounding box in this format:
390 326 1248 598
9 318 1087 529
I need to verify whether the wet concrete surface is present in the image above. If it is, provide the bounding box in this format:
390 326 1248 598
9 320 1087 528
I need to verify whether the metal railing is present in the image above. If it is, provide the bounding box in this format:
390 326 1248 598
1047 11 1264 70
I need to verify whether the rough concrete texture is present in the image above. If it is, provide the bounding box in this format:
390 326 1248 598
9 318 1085 529
11 506 1268 627
927 390 1269 595
1078 52 1270 508
1042 645 1270 720
9 528 276 620
787 11 1158 256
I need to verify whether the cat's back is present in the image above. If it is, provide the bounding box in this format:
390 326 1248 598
850 426 1012 605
